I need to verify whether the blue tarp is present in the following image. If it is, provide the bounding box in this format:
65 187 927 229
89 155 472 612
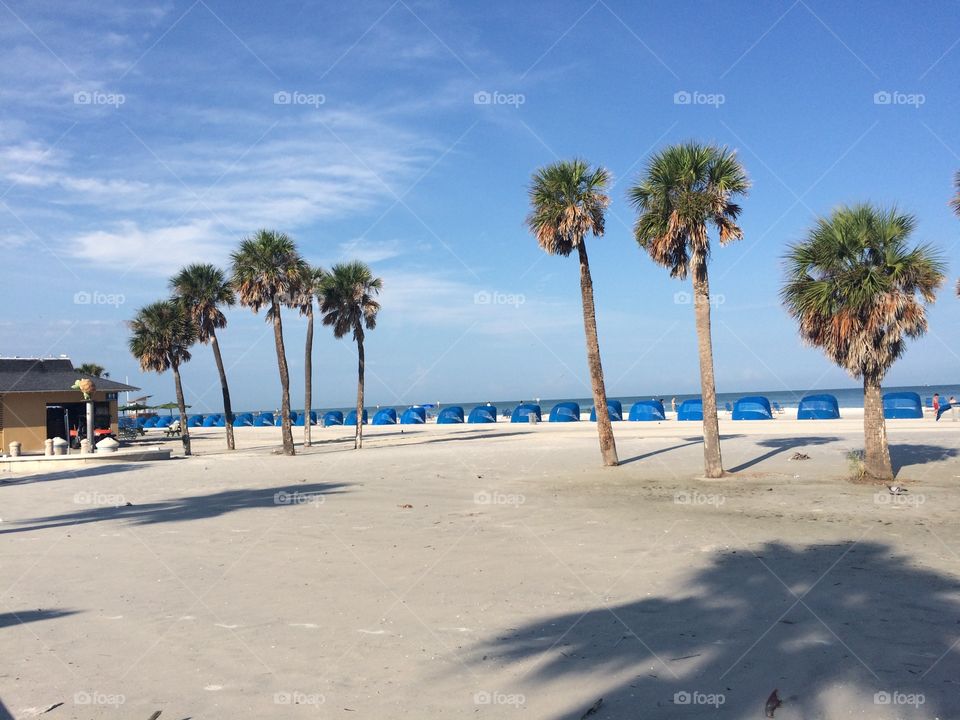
677 399 703 421
322 411 343 427
884 391 923 419
345 409 368 426
254 412 274 427
629 400 665 421
732 396 773 420
401 406 426 424
468 405 497 423
510 403 542 423
437 406 465 424
797 394 840 420
373 408 398 425
589 399 623 421
549 402 580 422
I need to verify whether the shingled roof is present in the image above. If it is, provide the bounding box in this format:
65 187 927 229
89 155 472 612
0 359 139 394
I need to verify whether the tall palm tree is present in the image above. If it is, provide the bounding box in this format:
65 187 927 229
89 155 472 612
628 142 749 478
294 265 327 447
170 263 237 451
952 171 960 297
320 261 382 450
128 300 197 456
76 362 108 377
782 204 944 480
526 158 618 467
231 230 307 456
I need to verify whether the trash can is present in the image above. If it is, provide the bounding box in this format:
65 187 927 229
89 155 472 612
9 441 20 457
528 412 538 425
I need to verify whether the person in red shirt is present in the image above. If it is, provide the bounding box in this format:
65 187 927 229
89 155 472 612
932 393 940 416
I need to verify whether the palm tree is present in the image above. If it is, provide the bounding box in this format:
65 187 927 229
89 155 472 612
230 230 307 456
128 300 197 456
294 266 327 447
170 263 237 451
526 159 618 467
320 261 382 450
952 171 960 297
628 142 749 478
76 363 108 377
782 204 944 480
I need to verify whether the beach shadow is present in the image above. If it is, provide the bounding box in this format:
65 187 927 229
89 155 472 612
619 435 744 466
0 463 142 486
0 482 351 535
727 436 841 474
0 608 78 628
0 698 12 720
464 541 960 719
890 443 960 477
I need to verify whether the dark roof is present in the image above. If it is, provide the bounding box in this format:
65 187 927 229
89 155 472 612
0 359 139 394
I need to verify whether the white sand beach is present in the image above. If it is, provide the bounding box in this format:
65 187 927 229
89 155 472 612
3 420 960 719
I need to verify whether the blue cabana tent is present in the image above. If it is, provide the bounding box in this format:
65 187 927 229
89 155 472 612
155 416 173 428
549 402 580 422
136 416 151 428
677 398 703 421
510 403 542 423
884 391 923 419
202 414 220 427
254 412 274 427
732 396 773 420
401 406 426 424
322 410 343 427
274 413 297 426
468 405 497 423
345 409 368 426
629 400 665 421
372 408 397 425
234 412 254 426
589 399 623 421
187 415 204 427
143 416 159 428
797 394 840 420
437 406 465 424
294 411 317 427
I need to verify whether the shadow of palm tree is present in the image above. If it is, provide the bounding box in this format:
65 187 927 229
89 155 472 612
0 463 144 486
0 608 78 628
0 482 351 535
727 437 842 474
889 443 960 477
619 436 745 466
465 541 960 718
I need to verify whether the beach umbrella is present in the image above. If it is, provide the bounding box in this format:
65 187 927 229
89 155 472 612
156 401 192 416
119 403 151 413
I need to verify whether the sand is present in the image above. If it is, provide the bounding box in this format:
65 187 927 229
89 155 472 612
2 418 960 719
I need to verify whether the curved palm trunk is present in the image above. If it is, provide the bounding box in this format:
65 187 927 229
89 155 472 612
692 269 723 478
209 329 235 451
172 360 191 456
863 374 893 480
304 305 314 447
576 242 618 466
271 302 295 456
355 327 365 450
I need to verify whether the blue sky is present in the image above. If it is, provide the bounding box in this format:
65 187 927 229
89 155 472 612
1 0 958 411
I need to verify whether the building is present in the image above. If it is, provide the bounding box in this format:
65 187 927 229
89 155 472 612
0 358 139 453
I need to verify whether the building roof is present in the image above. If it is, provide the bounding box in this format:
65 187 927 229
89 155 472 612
0 358 139 394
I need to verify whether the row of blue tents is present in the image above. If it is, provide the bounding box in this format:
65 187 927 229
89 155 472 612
133 392 929 429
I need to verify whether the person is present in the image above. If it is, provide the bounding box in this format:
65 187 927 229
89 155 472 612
951 396 958 422
932 393 940 415
671 397 677 413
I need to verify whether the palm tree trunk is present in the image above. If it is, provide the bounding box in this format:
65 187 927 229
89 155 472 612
863 374 893 480
272 302 295 456
692 270 723 478
304 305 314 447
172 360 191 456
209 329 234 451
355 327 365 450
576 242 618 466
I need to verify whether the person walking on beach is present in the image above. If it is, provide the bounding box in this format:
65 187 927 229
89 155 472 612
671 397 677 413
951 396 958 422
932 393 940 416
